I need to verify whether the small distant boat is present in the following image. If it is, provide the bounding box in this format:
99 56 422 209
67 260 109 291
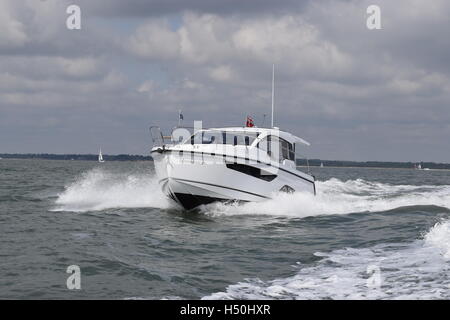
414 162 430 170
320 162 324 168
98 149 105 163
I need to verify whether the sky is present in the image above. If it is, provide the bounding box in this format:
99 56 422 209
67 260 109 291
0 0 449 162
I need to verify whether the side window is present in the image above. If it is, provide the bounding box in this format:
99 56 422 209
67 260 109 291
257 136 295 161
280 139 295 161
281 140 288 160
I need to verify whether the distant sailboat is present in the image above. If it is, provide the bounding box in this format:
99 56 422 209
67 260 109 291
98 149 105 163
320 162 324 168
414 162 429 170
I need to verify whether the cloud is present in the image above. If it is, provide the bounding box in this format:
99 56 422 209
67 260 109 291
77 0 308 17
209 65 234 82
0 5 28 49
129 20 181 60
0 0 450 161
127 13 351 79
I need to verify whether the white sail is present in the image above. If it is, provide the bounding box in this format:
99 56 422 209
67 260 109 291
98 149 105 163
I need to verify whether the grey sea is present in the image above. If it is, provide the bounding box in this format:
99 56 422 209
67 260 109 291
1 159 449 299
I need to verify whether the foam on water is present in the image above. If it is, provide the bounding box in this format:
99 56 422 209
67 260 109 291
54 169 450 216
203 220 450 300
424 220 450 259
202 178 450 218
54 168 169 212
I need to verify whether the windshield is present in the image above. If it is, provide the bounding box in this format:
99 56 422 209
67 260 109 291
185 130 258 145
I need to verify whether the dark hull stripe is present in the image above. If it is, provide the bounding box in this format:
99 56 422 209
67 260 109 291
152 149 316 185
172 178 270 199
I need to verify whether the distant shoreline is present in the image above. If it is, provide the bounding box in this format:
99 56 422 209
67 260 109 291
0 154 151 162
298 159 450 170
1 154 449 169
298 165 450 171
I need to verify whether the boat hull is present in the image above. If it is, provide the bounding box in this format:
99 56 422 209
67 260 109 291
152 149 315 210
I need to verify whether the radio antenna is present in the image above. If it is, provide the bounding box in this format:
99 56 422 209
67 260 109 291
271 64 275 128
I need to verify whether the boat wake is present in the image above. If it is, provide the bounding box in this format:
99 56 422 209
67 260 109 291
53 168 169 212
203 219 450 299
201 178 450 218
54 169 450 217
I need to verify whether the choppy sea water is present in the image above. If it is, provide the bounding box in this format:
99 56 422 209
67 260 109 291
1 159 449 299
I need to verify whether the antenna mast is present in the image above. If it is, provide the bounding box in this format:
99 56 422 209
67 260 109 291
271 64 275 128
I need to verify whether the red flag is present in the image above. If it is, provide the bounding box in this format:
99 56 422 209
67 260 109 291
246 116 254 127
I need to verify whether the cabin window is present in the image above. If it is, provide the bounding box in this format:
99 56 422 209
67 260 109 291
225 133 256 146
257 135 295 161
186 130 258 145
187 131 222 145
280 138 295 161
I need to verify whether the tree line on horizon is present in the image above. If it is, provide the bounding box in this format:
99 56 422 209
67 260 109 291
298 159 450 169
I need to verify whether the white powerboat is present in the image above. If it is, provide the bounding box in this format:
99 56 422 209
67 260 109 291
150 65 315 210
150 126 316 210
